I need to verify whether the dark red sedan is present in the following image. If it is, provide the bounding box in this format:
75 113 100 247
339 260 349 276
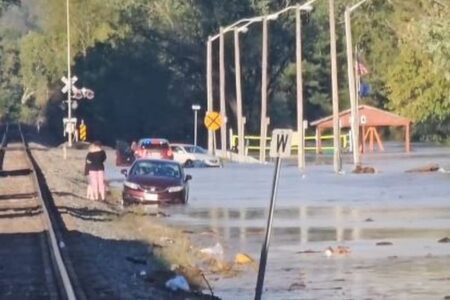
121 159 191 204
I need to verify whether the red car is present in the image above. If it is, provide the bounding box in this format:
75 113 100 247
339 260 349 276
121 159 191 204
133 138 174 160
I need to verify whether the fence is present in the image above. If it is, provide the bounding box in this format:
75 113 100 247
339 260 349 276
230 132 349 156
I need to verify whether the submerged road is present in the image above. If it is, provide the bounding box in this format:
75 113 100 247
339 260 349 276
106 143 450 299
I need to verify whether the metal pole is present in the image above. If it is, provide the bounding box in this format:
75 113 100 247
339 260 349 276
345 8 360 167
296 6 305 170
255 156 282 300
259 18 268 163
234 30 245 159
206 37 213 153
66 0 72 147
354 45 361 109
329 0 341 173
219 27 227 154
194 110 198 146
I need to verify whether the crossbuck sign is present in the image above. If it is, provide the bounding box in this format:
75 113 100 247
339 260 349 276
61 76 78 94
269 129 293 158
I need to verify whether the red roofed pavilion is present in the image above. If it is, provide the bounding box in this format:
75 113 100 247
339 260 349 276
310 105 412 153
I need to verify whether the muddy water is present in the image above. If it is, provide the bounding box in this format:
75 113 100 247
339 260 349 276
158 146 450 300
105 144 450 299
163 205 450 299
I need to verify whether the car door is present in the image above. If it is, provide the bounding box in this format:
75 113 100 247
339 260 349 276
115 140 135 166
171 145 188 164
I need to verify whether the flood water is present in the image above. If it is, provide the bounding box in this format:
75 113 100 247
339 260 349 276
107 143 450 299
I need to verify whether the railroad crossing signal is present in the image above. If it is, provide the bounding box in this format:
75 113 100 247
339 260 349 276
204 111 223 131
61 76 78 94
79 120 87 141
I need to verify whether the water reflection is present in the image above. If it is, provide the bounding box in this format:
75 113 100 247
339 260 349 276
165 205 450 244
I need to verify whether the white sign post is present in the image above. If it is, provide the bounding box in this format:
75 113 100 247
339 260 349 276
61 75 78 147
255 129 292 298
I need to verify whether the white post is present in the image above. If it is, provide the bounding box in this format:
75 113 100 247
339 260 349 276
219 27 227 153
192 104 201 147
345 8 360 167
66 0 73 147
234 29 245 159
259 18 269 163
329 0 341 173
194 110 198 146
206 37 213 153
296 6 305 170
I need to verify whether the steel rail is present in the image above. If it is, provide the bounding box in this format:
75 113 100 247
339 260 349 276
16 123 78 300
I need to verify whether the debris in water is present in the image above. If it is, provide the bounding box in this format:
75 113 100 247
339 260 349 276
165 275 190 292
234 253 254 265
200 242 224 259
288 282 306 291
296 250 321 254
405 163 439 173
126 256 147 265
352 165 376 174
376 241 393 246
438 237 450 243
324 246 351 257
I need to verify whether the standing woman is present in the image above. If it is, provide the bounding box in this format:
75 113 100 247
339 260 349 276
85 141 107 201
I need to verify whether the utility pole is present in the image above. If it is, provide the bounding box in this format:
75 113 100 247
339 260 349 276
219 27 227 154
66 0 73 147
206 37 213 153
329 0 342 173
345 8 360 167
296 6 305 170
259 18 269 163
234 29 245 159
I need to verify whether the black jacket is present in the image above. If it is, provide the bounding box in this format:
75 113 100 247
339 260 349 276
85 150 106 172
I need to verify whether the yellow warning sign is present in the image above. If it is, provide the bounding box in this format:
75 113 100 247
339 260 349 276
204 111 223 131
79 122 87 141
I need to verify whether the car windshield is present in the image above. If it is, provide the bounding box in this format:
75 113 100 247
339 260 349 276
130 161 181 178
184 145 207 154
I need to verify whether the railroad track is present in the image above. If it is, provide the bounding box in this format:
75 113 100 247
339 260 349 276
0 123 82 299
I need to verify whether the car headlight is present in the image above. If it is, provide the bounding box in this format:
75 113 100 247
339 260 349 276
168 186 184 193
124 181 139 190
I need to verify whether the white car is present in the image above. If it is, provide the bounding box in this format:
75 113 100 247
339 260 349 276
170 144 222 168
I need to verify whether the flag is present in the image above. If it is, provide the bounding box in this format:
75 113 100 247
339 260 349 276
359 82 371 97
357 61 369 76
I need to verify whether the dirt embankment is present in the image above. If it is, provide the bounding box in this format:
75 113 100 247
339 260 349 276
29 141 225 299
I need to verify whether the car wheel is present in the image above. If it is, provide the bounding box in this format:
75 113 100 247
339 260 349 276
184 159 194 168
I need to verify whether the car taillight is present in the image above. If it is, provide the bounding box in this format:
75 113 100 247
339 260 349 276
136 149 146 157
166 149 173 159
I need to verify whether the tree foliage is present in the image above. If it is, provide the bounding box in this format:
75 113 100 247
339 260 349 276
0 0 449 142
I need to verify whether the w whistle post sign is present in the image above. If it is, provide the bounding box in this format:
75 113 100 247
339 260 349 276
269 129 293 158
